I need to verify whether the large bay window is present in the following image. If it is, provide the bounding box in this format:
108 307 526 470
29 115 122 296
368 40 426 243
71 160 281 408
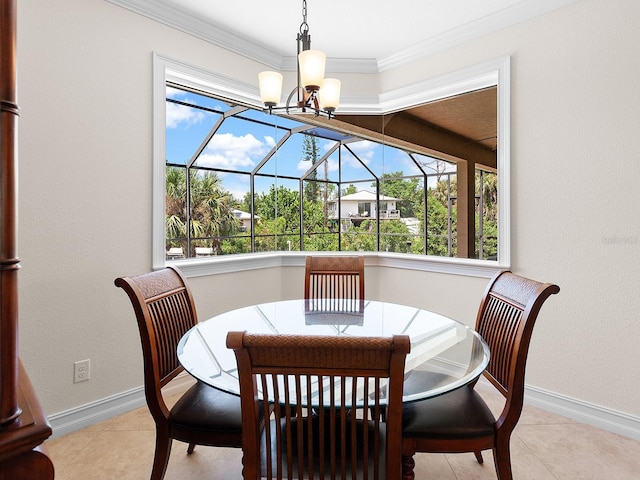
153 54 510 278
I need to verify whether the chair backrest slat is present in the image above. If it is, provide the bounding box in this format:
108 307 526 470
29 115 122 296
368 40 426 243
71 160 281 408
475 270 559 427
228 332 409 480
147 289 193 380
115 267 199 417
304 256 365 306
479 293 522 390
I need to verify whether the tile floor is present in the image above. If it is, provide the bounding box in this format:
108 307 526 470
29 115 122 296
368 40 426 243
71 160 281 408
47 378 640 479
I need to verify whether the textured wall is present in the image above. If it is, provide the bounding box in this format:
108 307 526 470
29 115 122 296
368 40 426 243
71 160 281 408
16 0 640 421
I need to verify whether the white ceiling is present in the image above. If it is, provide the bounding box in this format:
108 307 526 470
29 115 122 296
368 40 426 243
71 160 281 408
110 0 577 72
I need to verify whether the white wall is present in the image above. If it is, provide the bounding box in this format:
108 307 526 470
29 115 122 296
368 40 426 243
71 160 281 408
379 0 640 416
15 0 640 428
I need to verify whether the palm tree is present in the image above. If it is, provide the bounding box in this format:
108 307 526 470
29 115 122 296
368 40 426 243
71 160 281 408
190 171 238 244
165 167 187 245
165 166 239 255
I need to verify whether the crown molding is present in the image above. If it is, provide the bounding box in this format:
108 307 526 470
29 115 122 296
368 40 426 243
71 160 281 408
107 0 576 74
106 0 284 67
281 56 379 75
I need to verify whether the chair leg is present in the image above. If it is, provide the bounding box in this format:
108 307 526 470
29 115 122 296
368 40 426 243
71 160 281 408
474 450 484 464
187 443 196 454
151 430 172 480
402 454 416 480
493 440 513 480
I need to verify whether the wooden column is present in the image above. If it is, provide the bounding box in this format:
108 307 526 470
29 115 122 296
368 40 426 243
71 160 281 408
456 159 477 259
0 0 54 477
0 0 20 428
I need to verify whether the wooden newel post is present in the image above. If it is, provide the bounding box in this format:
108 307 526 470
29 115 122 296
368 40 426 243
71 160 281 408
0 0 21 427
0 2 54 476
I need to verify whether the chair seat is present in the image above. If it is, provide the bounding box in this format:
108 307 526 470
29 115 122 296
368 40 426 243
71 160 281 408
116 267 247 480
169 381 243 435
400 271 559 480
402 370 456 397
402 385 495 439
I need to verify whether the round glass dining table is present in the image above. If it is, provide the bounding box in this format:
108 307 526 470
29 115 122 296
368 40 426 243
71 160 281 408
177 299 489 404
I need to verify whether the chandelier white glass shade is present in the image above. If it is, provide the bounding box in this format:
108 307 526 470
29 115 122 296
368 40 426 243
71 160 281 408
258 71 283 108
298 49 325 92
318 78 341 111
258 0 340 118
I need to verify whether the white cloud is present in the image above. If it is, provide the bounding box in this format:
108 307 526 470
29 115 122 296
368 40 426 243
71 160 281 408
264 136 276 148
166 86 185 99
165 87 206 128
166 101 205 129
347 140 377 164
297 159 312 171
196 132 269 170
341 140 378 169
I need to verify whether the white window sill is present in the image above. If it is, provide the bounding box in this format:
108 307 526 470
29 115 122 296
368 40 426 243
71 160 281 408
167 251 506 279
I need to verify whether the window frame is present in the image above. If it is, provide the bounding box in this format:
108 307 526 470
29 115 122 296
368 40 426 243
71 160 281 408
152 53 510 279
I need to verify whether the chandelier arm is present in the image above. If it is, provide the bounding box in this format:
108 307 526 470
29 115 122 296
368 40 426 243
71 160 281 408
286 86 306 114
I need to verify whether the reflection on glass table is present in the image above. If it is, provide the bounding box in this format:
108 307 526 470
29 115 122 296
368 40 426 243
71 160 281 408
177 299 489 406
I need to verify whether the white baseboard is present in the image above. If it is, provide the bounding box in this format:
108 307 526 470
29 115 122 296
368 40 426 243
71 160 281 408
48 377 640 442
524 384 640 441
48 374 194 439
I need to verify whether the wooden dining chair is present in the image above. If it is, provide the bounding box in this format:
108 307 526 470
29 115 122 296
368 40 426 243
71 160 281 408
115 267 243 480
304 255 365 312
401 270 559 480
227 332 410 480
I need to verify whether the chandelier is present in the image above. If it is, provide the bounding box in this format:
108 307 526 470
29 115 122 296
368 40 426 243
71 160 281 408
258 0 341 119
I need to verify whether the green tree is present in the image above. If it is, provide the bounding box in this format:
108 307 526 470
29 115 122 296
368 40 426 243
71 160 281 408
302 198 327 233
302 134 321 202
253 216 289 252
165 166 188 244
165 166 239 254
425 187 451 256
190 170 238 246
476 171 498 259
379 219 414 253
377 172 423 217
342 184 357 196
254 185 300 234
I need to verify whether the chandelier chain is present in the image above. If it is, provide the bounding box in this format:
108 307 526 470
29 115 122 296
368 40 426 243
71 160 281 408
300 0 309 35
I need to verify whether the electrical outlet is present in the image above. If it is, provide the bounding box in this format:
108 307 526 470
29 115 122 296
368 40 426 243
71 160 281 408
74 359 90 383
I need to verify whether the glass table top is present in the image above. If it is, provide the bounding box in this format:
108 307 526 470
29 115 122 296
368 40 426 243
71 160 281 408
177 299 489 404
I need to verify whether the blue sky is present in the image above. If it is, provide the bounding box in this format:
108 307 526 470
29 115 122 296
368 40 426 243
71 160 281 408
166 87 454 202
